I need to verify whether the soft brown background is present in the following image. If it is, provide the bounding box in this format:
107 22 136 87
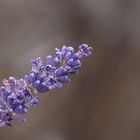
0 0 140 140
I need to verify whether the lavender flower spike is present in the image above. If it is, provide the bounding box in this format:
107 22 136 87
0 44 93 127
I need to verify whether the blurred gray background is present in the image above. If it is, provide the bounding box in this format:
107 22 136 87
0 0 140 140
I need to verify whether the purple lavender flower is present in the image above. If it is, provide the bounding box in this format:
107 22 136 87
0 44 93 127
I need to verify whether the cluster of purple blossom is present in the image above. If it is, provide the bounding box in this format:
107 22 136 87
0 44 93 127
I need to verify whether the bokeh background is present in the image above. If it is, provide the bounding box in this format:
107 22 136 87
0 0 140 140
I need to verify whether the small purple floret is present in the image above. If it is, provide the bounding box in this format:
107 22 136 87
79 44 93 57
31 57 42 73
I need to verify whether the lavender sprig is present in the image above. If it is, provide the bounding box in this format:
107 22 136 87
0 44 93 127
